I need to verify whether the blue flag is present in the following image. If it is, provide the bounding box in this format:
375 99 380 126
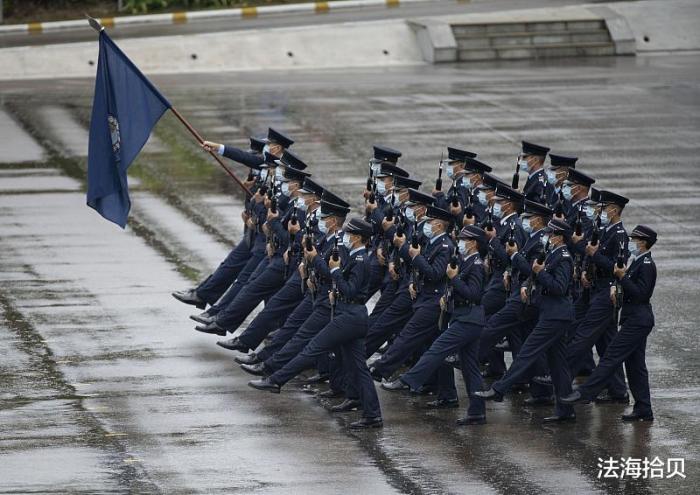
87 31 170 228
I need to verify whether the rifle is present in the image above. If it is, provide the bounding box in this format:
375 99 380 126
330 231 340 318
449 177 460 209
581 214 601 285
464 191 474 222
554 190 565 217
525 244 547 305
435 152 444 192
512 155 520 190
301 211 317 297
439 246 459 330
285 205 299 278
392 208 406 277
504 223 516 293
572 203 584 292
612 240 625 327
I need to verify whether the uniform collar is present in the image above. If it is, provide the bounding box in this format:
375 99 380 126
606 220 622 232
528 168 543 180
530 228 544 238
430 232 446 245
463 252 479 262
350 246 365 256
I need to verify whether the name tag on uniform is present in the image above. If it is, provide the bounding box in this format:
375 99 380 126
356 256 364 261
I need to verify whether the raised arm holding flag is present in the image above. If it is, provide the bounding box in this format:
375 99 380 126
86 16 250 228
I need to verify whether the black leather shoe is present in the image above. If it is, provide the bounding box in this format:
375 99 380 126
426 398 459 409
381 379 409 391
318 389 344 399
330 399 361 413
410 385 435 396
560 391 586 404
481 369 504 379
240 363 268 377
216 337 249 352
248 378 280 393
190 311 214 325
524 395 555 406
234 352 261 365
194 321 226 336
542 413 576 423
300 384 320 395
532 375 552 386
511 382 529 393
172 289 206 309
301 373 329 385
621 412 654 422
456 414 486 425
474 388 503 402
349 417 383 429
369 366 384 383
594 392 630 404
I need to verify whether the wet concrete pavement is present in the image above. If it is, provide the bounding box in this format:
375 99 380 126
1 53 699 493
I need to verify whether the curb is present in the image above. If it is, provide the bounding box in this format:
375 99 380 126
0 0 452 35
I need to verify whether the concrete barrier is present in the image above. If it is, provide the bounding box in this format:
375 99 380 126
0 0 446 35
0 18 425 81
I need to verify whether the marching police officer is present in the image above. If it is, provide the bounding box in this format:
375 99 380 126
399 225 488 424
477 219 576 423
248 218 383 429
561 225 658 422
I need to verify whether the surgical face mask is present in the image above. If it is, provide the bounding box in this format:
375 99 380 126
446 166 456 179
585 204 596 221
263 144 270 156
518 157 529 173
492 202 503 218
629 243 640 259
562 184 574 201
422 222 434 239
405 207 415 222
342 234 354 251
477 190 488 206
458 240 469 256
541 234 550 248
294 196 308 211
370 160 382 177
259 169 269 182
376 181 387 195
280 182 291 197
318 218 330 235
522 217 532 234
600 210 610 226
546 169 558 185
275 167 285 181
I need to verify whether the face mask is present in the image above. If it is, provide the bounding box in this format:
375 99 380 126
275 167 285 181
518 158 529 173
405 207 415 222
342 234 354 251
600 210 610 226
294 197 307 211
477 190 488 206
629 243 640 258
546 170 557 185
280 182 291 197
562 184 573 201
260 169 269 181
370 160 382 177
422 222 434 239
263 144 270 156
458 240 469 256
585 205 596 221
446 166 455 179
492 203 503 218
522 217 532 234
318 219 329 235
540 234 550 248
376 181 387 195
